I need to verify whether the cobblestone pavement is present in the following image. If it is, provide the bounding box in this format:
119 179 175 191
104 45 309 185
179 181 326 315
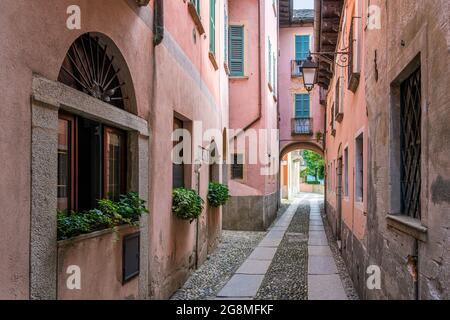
170 230 266 300
255 202 310 299
171 194 359 300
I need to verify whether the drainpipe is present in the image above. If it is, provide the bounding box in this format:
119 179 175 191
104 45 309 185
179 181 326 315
154 0 164 46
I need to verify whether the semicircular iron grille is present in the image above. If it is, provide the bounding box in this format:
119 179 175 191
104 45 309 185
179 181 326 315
58 33 126 109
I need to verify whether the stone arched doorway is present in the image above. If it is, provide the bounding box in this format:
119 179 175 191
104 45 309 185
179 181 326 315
280 142 325 200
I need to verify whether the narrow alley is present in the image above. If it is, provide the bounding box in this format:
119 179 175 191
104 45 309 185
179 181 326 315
172 193 358 300
1 0 450 304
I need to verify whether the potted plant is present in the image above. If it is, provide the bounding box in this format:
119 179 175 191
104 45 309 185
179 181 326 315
207 182 230 208
172 188 204 223
57 192 149 241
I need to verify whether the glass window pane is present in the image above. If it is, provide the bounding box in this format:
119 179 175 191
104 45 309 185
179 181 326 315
57 118 71 211
105 129 125 201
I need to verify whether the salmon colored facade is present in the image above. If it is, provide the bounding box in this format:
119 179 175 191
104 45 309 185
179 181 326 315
278 9 324 202
0 0 232 299
222 0 280 231
318 0 450 299
323 0 368 244
278 11 324 158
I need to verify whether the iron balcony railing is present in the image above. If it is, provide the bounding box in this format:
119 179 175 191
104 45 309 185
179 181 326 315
291 60 304 78
292 117 313 135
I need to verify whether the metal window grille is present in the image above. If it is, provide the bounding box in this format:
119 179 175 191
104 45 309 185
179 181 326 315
400 67 421 219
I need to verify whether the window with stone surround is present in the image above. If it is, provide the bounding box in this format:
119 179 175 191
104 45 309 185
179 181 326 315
231 153 244 180
344 147 349 197
355 133 364 202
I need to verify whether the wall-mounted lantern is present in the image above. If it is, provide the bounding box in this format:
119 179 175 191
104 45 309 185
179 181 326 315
300 49 351 92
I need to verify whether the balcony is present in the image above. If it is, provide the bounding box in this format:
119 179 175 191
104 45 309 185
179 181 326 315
291 60 304 78
292 117 313 135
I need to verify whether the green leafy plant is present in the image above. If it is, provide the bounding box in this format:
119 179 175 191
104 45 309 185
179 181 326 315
172 188 204 222
207 182 230 208
57 192 148 240
316 131 323 143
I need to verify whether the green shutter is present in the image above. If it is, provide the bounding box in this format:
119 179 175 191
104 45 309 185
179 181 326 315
229 26 244 76
193 0 200 15
273 53 276 93
209 0 216 54
295 94 310 118
295 35 310 60
268 39 272 86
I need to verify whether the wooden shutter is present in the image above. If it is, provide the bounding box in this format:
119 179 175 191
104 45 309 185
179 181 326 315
209 0 216 54
295 94 310 118
192 0 200 14
268 39 272 86
229 26 244 76
295 35 310 61
273 53 276 93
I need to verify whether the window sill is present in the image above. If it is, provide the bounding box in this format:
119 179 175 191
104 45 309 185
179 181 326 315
208 52 219 70
187 2 205 35
229 75 249 80
386 214 428 242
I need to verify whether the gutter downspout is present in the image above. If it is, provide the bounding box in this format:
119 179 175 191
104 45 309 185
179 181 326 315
240 0 262 132
154 0 164 45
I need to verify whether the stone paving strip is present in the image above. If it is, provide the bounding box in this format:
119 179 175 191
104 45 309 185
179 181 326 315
307 198 348 300
255 201 310 299
216 195 307 299
171 230 266 300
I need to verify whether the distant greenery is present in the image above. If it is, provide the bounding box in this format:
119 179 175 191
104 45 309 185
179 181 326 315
305 181 321 185
207 182 230 208
172 188 204 222
57 192 148 241
300 150 325 182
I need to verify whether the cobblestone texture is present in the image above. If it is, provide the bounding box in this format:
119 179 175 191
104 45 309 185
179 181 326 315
255 203 310 300
170 230 265 300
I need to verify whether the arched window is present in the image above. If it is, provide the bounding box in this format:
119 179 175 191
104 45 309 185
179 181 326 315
57 33 133 211
58 33 127 109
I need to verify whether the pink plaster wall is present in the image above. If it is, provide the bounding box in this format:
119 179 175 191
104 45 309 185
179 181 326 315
278 24 324 154
228 0 278 196
0 0 154 299
57 226 139 300
148 0 230 298
325 0 368 241
0 0 228 300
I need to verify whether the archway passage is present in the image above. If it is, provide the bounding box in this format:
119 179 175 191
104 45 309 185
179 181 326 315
280 144 325 201
280 141 324 159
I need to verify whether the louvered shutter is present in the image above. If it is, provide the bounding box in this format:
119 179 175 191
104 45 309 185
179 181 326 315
209 0 216 54
229 26 244 76
295 35 310 61
295 94 310 118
